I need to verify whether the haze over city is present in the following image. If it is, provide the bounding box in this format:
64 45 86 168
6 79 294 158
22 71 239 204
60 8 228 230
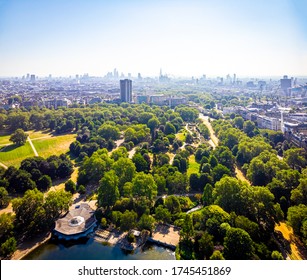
0 0 307 77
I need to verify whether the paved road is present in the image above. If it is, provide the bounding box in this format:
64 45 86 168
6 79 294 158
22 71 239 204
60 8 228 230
27 136 38 156
0 161 8 169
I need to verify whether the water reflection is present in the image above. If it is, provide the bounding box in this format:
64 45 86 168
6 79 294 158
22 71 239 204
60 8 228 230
23 237 175 260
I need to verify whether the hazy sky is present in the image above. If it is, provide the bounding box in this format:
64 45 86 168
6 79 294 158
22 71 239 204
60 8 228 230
0 0 307 77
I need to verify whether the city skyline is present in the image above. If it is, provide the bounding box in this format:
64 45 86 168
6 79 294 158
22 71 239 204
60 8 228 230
0 0 307 77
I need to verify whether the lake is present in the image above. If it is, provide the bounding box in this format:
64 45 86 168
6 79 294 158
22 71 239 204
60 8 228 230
23 238 176 260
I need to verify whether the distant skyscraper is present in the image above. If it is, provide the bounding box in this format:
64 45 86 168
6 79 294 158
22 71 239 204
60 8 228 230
280 75 291 95
30 74 35 82
120 79 132 103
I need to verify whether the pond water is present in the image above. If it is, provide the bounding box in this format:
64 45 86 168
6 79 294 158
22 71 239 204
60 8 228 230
23 238 176 260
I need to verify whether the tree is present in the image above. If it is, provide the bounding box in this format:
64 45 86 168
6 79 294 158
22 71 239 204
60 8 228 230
78 149 113 184
132 172 157 200
132 153 149 173
210 250 225 260
155 205 171 223
197 231 214 259
181 215 194 241
138 214 155 231
1 237 17 257
0 213 14 241
65 179 76 194
287 204 307 235
291 178 307 205
202 183 213 206
12 189 46 236
271 251 283 260
98 170 120 208
243 120 256 137
212 164 231 182
223 227 254 260
284 148 306 171
10 128 28 146
120 210 137 231
113 157 135 185
165 195 181 214
233 116 244 129
98 123 120 140
164 122 176 135
8 169 36 194
36 175 52 191
44 190 72 222
0 187 9 208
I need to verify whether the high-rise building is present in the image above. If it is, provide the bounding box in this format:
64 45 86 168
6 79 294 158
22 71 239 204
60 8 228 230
30 74 36 82
120 79 132 103
280 75 292 95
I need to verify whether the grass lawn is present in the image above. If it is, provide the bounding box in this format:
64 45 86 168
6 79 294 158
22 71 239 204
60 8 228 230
0 134 12 146
33 134 76 158
0 142 35 167
28 130 52 139
176 129 187 142
187 155 200 177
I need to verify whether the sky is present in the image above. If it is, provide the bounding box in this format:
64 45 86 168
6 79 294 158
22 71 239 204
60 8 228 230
0 0 307 78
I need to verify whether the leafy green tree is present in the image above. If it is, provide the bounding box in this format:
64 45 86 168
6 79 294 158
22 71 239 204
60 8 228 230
202 183 213 206
210 250 225 260
155 205 171 223
284 148 306 171
10 128 28 146
223 227 254 259
37 175 52 191
65 179 76 194
44 190 72 222
1 237 17 257
132 172 157 200
132 153 149 173
98 123 120 140
120 210 137 231
181 215 194 241
113 157 136 194
0 213 14 241
165 195 181 214
138 214 155 231
287 204 307 235
201 205 230 237
212 164 231 182
233 116 244 129
167 171 188 194
12 189 46 236
291 178 307 205
78 149 113 184
196 231 214 259
110 146 128 161
164 122 176 135
243 120 256 137
8 169 36 194
98 170 120 208
271 251 283 260
0 187 9 208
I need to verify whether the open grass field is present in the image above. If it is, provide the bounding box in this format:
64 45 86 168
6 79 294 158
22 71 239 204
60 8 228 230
0 134 12 146
187 154 200 177
32 134 76 158
0 142 35 167
28 130 52 139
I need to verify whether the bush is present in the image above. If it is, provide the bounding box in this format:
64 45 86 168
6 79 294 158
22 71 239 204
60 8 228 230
1 237 17 257
127 232 136 243
78 185 86 194
101 218 107 228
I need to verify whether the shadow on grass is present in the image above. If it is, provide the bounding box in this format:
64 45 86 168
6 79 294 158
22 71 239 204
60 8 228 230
0 143 21 153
